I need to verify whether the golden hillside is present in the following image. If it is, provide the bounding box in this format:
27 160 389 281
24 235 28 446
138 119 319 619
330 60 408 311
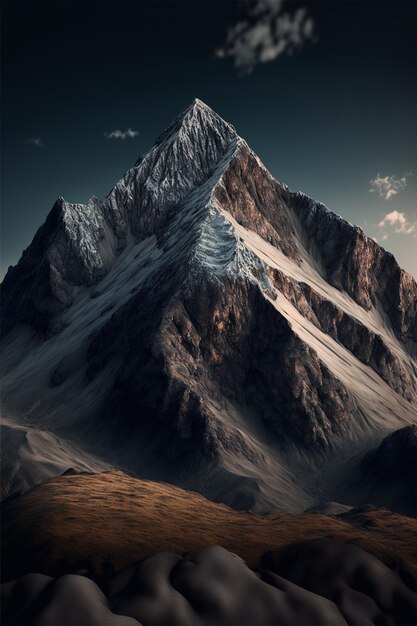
2 471 417 581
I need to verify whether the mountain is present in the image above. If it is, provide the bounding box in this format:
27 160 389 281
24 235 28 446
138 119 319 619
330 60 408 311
1 98 416 513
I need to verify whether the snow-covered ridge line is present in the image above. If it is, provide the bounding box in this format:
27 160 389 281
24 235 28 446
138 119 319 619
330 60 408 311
92 98 241 248
61 199 105 265
177 137 276 294
37 99 242 297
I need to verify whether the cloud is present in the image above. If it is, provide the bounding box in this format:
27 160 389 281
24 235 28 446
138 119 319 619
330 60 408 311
105 128 139 140
378 210 417 237
26 138 43 147
216 0 316 74
369 173 408 200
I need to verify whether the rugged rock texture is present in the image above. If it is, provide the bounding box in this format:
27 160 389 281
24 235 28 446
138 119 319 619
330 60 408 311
214 144 300 261
269 267 417 400
1 98 416 512
291 193 417 342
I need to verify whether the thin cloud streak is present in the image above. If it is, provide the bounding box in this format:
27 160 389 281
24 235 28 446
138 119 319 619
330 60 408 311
26 138 43 147
105 128 139 140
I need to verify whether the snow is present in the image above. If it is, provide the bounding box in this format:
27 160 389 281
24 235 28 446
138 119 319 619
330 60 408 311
60 198 111 276
102 99 239 231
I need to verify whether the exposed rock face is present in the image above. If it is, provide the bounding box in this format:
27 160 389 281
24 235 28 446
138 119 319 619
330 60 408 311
214 144 300 261
292 194 417 342
1 98 416 512
269 268 417 400
105 98 238 238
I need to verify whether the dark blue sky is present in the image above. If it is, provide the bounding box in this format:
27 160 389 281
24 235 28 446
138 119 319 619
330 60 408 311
2 1 417 277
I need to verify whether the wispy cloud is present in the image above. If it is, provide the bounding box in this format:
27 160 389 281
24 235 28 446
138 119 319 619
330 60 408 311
369 173 409 200
216 0 316 74
105 128 139 140
26 138 43 147
378 210 417 237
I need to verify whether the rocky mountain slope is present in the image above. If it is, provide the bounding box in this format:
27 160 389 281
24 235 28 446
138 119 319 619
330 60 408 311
341 425 417 516
1 99 416 513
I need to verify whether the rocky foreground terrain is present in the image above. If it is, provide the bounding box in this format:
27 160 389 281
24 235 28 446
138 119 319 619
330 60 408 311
2 472 417 625
4 541 416 626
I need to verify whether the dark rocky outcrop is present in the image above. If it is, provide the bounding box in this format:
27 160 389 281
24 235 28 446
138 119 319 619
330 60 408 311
342 425 417 517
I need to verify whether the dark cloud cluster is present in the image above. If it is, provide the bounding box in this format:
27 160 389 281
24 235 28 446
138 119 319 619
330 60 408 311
216 0 316 74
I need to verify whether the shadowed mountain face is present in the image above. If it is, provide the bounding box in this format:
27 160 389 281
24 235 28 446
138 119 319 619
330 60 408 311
341 425 417 516
1 99 416 513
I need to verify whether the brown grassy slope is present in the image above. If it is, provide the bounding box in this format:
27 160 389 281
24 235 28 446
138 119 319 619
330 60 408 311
2 471 417 581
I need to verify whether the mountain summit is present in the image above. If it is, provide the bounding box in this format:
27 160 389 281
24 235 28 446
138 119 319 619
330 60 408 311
1 100 416 512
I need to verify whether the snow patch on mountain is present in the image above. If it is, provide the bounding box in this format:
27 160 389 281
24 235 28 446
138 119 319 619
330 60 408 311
60 198 108 274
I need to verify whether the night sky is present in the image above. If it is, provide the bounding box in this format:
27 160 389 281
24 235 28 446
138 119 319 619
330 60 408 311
2 0 417 277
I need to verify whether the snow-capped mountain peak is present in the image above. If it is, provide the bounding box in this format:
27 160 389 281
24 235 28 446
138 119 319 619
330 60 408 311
153 97 238 148
1 99 416 514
